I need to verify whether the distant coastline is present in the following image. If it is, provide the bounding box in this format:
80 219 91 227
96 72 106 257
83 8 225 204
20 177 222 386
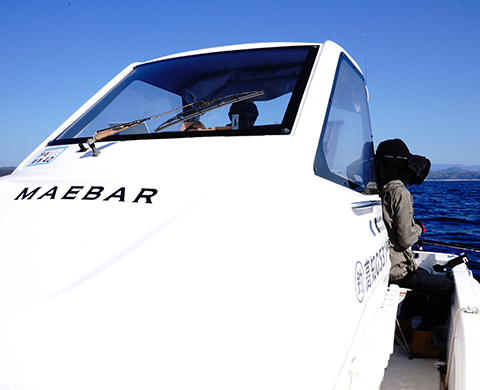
426 167 480 181
425 179 480 181
2 164 479 180
0 167 15 177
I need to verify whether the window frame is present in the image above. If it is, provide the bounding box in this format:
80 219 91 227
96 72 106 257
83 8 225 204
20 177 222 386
48 46 319 147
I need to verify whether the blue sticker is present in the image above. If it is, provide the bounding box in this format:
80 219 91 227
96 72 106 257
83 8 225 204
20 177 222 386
28 147 68 166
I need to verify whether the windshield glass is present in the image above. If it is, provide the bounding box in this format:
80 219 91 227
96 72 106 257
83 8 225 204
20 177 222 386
313 54 375 192
52 46 318 144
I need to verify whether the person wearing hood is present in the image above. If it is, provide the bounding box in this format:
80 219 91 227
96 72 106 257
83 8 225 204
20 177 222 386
375 139 454 358
228 101 258 128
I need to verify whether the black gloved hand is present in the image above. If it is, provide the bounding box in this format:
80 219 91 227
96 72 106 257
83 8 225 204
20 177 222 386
415 219 425 234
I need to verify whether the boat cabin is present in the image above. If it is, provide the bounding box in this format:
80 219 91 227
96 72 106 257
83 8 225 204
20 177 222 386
0 41 479 390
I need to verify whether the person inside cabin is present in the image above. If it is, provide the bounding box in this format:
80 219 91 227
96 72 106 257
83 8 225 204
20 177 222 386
347 141 375 189
227 101 258 128
375 139 454 358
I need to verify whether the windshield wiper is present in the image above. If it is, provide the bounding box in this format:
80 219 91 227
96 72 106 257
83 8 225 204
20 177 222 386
153 91 264 132
86 90 263 156
85 100 205 156
90 101 204 142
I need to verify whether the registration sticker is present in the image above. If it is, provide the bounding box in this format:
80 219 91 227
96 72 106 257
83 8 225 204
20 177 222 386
28 147 68 166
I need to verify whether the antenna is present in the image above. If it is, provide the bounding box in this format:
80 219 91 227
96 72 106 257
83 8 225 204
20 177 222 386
363 33 368 84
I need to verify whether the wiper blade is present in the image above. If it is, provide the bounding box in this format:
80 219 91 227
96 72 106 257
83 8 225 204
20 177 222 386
154 91 264 132
90 100 204 143
85 91 263 156
85 100 205 156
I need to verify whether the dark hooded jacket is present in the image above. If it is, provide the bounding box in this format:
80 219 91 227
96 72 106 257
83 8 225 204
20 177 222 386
375 139 431 281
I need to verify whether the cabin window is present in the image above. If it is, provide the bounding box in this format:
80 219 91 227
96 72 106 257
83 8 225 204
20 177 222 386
313 54 375 192
50 46 318 145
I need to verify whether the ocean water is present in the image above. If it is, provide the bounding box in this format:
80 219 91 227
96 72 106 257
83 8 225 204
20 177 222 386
408 180 480 274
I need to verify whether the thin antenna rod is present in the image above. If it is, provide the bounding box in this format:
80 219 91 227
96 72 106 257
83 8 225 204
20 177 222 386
363 33 368 84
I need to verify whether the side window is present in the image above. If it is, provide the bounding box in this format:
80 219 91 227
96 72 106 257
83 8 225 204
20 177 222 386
313 54 375 192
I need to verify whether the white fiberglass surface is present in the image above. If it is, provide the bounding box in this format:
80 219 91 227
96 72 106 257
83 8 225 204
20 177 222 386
0 42 392 390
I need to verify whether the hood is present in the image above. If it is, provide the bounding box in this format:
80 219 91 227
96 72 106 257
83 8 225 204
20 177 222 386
375 138 431 187
0 134 369 390
0 136 282 310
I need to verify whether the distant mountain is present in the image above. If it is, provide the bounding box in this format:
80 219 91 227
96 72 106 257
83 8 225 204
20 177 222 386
0 167 15 177
437 167 469 174
431 163 480 172
427 166 480 180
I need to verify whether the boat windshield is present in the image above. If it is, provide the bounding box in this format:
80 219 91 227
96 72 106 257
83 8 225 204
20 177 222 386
313 54 375 192
51 46 318 144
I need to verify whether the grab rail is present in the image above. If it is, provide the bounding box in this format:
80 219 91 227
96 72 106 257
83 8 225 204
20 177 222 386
351 200 382 210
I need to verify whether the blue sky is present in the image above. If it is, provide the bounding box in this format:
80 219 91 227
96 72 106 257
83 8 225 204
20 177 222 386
1 0 479 167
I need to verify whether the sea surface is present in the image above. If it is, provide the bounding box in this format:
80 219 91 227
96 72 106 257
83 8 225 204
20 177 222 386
408 180 480 275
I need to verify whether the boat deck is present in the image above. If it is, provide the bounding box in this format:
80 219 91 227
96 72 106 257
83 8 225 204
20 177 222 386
381 344 445 390
381 314 447 390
